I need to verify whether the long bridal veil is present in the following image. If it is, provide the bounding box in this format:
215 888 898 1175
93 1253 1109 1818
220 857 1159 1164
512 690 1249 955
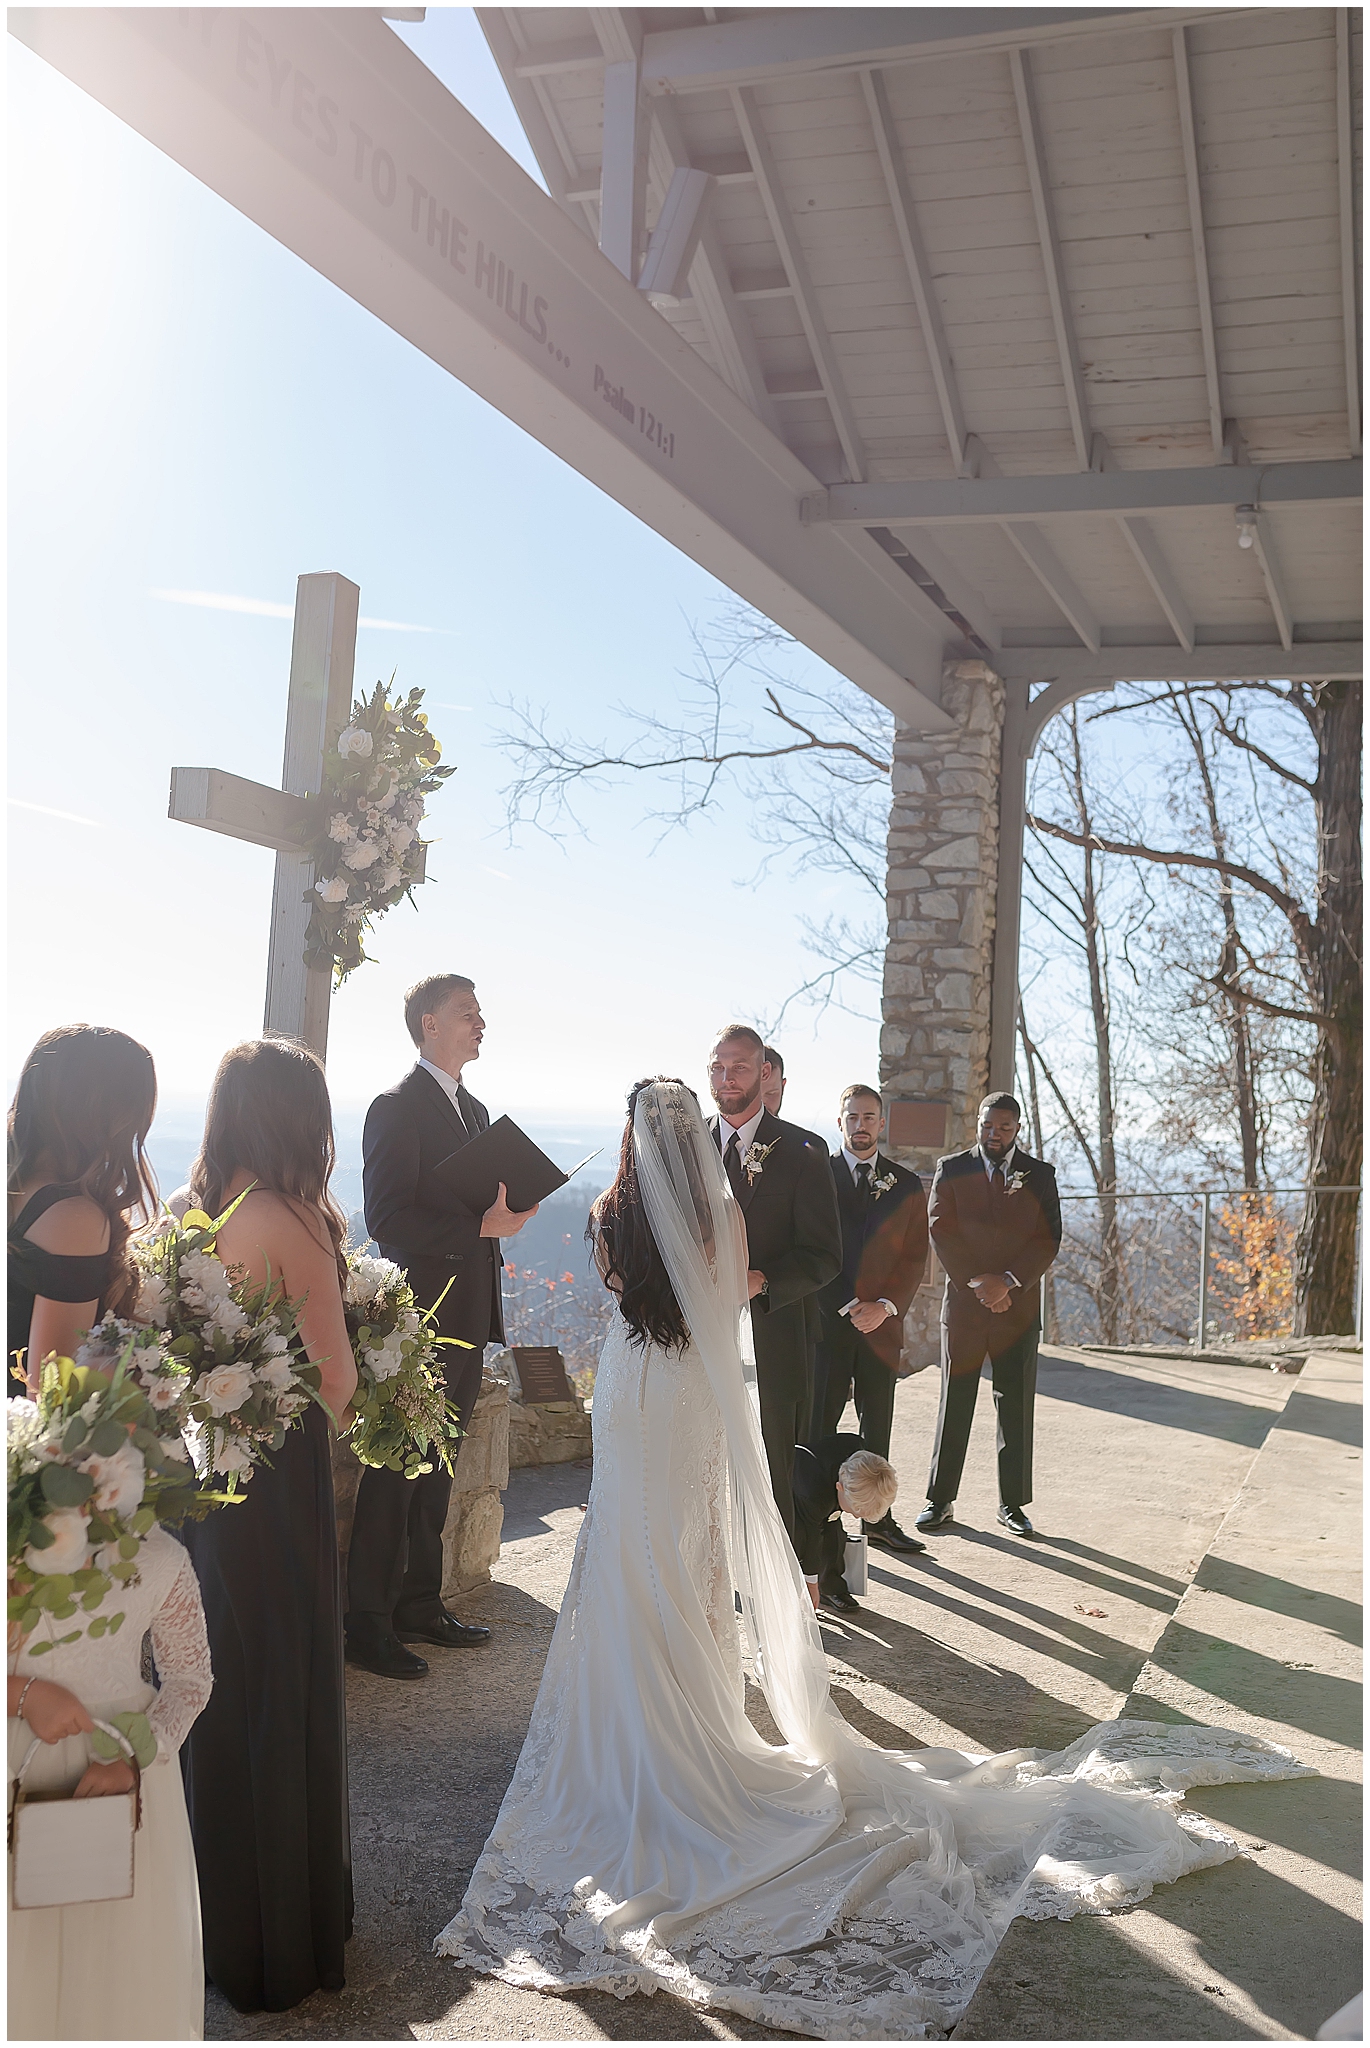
436 1081 1311 2039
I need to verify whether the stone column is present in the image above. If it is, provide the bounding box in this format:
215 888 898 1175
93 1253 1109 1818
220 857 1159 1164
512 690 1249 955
880 660 1004 1367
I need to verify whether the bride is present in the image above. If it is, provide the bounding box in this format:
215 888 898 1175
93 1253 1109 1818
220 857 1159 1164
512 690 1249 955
436 1079 1308 2039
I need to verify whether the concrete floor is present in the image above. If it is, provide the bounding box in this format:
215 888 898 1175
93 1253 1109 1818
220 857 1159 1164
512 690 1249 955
204 1344 1361 2043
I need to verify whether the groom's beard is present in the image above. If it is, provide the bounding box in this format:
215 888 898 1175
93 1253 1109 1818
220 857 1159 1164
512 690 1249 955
713 1088 760 1120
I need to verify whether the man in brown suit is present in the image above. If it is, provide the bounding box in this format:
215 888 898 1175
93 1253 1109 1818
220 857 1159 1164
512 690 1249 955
918 1092 1062 1539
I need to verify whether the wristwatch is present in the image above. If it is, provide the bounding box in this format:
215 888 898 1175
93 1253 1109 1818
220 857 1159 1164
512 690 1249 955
757 1274 769 1296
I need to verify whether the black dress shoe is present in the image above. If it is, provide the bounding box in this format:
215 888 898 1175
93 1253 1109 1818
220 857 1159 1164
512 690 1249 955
819 1583 860 1616
916 1500 955 1532
863 1514 926 1555
395 1610 492 1648
997 1504 1035 1538
345 1624 429 1681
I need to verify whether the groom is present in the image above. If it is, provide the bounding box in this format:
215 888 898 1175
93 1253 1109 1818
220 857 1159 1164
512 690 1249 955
706 1026 841 1541
347 973 538 1680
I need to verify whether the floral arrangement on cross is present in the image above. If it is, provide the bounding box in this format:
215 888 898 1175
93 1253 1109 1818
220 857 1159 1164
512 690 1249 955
305 679 454 984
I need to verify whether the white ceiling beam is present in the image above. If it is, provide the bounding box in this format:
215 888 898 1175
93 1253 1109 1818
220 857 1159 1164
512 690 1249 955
1115 516 1195 651
860 66 967 471
647 98 782 437
638 10 1205 95
513 38 604 79
1172 25 1225 459
476 10 588 228
1009 46 1091 471
730 85 867 482
1001 522 1101 651
878 527 1002 652
1336 8 1362 457
594 14 647 282
1242 510 1295 652
997 642 1361 686
801 459 1363 523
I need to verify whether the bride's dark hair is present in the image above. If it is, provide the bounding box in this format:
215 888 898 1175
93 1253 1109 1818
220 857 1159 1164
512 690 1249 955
589 1076 699 1354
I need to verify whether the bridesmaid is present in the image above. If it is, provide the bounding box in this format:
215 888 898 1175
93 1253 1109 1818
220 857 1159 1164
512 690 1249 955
7 1024 158 1387
179 1039 358 2014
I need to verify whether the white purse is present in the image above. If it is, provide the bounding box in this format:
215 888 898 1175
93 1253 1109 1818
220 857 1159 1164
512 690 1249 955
9 1719 143 1910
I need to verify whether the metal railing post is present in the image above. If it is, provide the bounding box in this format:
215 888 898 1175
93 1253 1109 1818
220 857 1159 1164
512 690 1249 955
1197 1192 1211 1348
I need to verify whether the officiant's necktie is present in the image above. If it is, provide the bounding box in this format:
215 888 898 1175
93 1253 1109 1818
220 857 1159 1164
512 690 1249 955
723 1131 747 1203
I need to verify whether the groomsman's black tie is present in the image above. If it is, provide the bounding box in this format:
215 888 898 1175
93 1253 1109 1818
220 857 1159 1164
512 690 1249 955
855 1162 874 1207
723 1131 747 1203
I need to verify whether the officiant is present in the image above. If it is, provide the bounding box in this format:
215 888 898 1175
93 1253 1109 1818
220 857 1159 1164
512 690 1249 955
347 974 538 1681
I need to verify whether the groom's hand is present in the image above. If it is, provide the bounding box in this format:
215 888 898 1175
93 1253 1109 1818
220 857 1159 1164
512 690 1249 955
482 1182 539 1238
747 1269 768 1299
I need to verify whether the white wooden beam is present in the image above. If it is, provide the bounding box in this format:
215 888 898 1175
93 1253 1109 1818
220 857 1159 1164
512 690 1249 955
731 85 867 482
1242 510 1295 653
860 67 967 471
1115 516 1195 651
513 38 604 80
648 98 782 436
1001 522 1101 650
996 642 1362 687
1172 25 1225 459
1009 46 1091 471
878 527 1002 652
475 10 588 230
1336 7 1362 457
169 767 309 851
638 10 1205 96
638 166 711 301
599 56 648 280
800 459 1363 523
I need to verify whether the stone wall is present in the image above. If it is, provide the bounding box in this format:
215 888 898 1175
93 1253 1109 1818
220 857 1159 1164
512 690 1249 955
332 1364 511 1603
508 1397 593 1468
880 660 1005 1368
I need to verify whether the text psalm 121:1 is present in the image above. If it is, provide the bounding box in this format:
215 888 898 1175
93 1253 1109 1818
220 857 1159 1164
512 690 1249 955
594 367 676 459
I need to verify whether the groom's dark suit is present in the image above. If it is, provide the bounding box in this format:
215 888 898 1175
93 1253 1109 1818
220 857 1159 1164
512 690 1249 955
925 1145 1061 1511
348 1063 505 1632
708 1109 841 1540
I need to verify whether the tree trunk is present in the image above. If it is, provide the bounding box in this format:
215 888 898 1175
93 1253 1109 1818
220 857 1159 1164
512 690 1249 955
1296 680 1363 1335
1067 712 1121 1345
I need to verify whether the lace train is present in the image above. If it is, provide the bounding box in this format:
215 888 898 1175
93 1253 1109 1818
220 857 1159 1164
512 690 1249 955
434 1321 1310 2040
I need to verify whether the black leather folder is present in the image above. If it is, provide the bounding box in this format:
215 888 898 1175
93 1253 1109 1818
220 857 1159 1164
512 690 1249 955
427 1115 599 1217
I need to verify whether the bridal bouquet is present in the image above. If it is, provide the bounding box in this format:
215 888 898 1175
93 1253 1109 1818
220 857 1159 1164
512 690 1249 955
90 1199 321 1483
7 1347 227 1656
343 1253 464 1479
304 679 454 985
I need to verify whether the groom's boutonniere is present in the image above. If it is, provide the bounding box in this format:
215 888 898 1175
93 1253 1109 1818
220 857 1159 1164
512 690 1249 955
1004 1169 1028 1196
870 1170 898 1199
741 1139 779 1186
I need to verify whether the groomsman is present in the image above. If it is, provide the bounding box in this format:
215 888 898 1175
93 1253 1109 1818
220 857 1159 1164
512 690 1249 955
917 1092 1062 1539
762 1045 824 1433
706 1026 841 1541
813 1086 928 1569
348 974 538 1679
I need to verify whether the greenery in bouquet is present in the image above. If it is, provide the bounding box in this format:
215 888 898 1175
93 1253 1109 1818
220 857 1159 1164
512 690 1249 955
121 1198 321 1483
343 1252 464 1479
7 1348 229 1656
304 678 454 985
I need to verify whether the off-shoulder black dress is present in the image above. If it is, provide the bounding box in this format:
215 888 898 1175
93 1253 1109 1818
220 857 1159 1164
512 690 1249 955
8 1183 113 1372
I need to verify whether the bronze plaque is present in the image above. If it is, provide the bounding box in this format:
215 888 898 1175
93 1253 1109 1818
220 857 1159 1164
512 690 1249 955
887 1099 948 1150
510 1346 574 1405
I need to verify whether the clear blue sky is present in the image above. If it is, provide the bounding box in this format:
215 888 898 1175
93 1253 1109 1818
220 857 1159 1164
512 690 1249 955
7 11 883 1166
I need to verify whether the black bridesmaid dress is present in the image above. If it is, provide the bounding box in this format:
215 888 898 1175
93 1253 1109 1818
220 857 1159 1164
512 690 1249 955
8 1182 113 1370
181 1399 353 2012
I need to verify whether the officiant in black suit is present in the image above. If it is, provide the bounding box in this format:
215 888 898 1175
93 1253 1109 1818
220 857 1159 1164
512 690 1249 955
918 1092 1062 1541
812 1084 928 1568
347 974 538 1680
706 1025 841 1541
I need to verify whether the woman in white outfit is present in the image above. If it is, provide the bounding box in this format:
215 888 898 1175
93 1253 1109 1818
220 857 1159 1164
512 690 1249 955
8 1524 213 2041
436 1078 1310 2041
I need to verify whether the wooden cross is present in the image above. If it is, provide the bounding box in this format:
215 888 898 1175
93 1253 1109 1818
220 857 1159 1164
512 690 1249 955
167 571 422 1061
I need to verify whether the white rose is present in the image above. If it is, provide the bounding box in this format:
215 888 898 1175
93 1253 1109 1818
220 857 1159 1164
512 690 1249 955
197 1362 255 1417
377 866 404 893
343 837 382 871
208 1298 249 1341
81 1440 146 1516
387 823 416 853
180 1251 233 1302
255 1357 297 1394
315 875 350 904
337 726 374 760
327 812 356 843
26 1507 91 1575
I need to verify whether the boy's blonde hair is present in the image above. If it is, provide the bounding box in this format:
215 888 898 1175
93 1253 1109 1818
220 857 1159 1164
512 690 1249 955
837 1449 898 1522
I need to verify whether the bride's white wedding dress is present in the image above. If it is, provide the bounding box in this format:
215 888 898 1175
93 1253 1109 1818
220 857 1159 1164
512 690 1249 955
436 1086 1309 2040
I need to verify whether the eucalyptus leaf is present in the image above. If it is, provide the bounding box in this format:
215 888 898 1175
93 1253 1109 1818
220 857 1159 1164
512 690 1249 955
40 1463 95 1508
